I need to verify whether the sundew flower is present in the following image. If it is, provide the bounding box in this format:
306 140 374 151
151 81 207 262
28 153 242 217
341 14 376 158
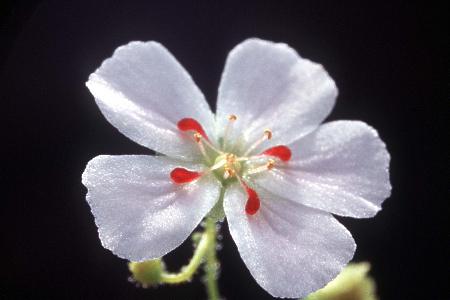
82 38 391 298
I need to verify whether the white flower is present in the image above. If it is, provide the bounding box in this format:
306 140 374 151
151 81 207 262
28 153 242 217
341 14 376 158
82 38 391 298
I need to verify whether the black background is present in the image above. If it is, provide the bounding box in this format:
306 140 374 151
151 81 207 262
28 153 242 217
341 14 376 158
1 1 446 299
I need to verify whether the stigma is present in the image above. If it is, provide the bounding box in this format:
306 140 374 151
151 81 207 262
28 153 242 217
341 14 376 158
177 118 209 141
243 184 260 215
170 168 202 184
262 145 292 161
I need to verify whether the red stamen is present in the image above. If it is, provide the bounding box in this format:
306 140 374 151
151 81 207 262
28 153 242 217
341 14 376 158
244 185 260 215
261 145 292 161
170 168 201 184
177 118 209 141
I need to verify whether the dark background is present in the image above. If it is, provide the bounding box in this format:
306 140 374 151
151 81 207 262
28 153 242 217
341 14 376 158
1 1 446 299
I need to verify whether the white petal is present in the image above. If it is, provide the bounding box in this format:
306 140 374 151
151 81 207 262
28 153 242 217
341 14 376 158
253 121 391 218
223 185 355 298
216 38 337 153
86 41 215 160
82 155 221 261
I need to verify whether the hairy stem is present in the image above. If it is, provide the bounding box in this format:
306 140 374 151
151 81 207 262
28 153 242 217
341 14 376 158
203 218 220 300
160 227 211 284
159 217 221 300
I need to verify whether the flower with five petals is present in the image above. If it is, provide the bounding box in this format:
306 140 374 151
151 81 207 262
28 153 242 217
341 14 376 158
82 38 391 298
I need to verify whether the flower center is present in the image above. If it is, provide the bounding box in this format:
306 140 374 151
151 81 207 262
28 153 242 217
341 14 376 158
212 153 242 179
170 115 292 215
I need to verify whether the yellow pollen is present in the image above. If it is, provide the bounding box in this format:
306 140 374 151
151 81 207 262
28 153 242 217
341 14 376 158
226 153 236 164
264 129 272 140
211 153 242 179
228 114 237 121
266 159 275 170
246 158 276 175
223 154 237 178
193 132 202 143
224 167 236 179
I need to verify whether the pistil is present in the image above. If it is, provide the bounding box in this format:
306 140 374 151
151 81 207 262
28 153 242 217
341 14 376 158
200 136 223 155
235 175 261 215
172 116 292 216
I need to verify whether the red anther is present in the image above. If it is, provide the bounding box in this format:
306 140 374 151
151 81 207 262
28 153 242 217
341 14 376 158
244 185 260 215
261 145 292 161
170 168 201 184
177 118 209 141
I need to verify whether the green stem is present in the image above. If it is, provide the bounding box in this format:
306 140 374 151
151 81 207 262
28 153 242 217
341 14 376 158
159 218 221 300
204 218 220 300
160 228 211 284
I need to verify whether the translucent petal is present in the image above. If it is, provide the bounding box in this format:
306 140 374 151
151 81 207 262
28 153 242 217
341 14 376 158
223 185 356 298
253 121 391 218
82 155 221 261
86 41 215 160
216 38 337 154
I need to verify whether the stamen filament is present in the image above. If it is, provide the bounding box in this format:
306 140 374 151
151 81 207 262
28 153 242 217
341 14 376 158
236 157 249 162
246 159 275 175
194 133 212 164
222 114 237 151
243 129 273 156
209 159 227 171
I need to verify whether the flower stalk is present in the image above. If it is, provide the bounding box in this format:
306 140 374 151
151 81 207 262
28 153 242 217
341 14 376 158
152 218 221 300
203 218 220 300
158 222 212 285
